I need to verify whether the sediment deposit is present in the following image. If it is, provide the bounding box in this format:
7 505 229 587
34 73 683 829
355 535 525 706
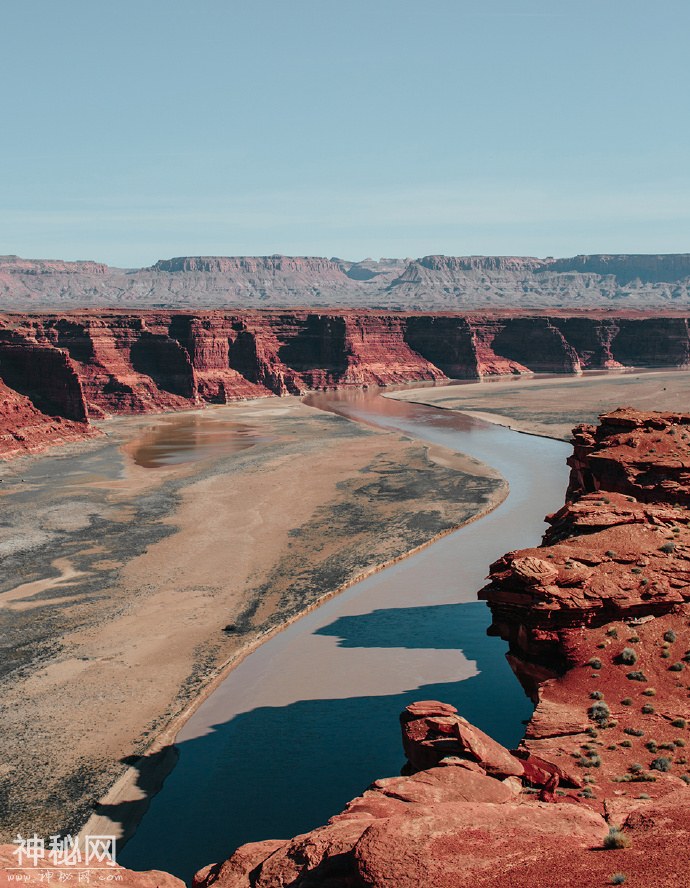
2 309 690 458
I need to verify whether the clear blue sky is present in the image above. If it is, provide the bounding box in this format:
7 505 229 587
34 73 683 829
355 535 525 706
2 0 689 266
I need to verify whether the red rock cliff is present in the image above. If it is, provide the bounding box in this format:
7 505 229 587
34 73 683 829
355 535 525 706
2 310 690 458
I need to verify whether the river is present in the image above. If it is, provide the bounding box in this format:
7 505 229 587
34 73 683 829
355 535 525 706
118 386 570 882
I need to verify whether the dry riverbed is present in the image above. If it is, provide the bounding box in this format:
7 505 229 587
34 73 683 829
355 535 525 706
388 369 690 439
0 396 504 841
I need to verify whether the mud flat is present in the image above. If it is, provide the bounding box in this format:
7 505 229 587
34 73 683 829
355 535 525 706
387 369 690 439
0 394 503 842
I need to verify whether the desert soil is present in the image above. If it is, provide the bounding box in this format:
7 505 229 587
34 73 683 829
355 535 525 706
387 369 690 440
0 395 504 842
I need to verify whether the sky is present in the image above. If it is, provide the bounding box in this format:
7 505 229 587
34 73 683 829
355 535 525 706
2 0 689 266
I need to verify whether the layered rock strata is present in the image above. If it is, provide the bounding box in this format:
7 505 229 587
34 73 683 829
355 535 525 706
5 253 690 310
3 310 690 458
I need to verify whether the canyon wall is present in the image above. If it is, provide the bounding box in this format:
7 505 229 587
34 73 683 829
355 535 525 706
3 310 690 457
4 253 690 310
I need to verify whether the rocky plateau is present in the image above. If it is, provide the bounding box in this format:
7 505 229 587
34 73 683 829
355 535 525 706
5 253 690 311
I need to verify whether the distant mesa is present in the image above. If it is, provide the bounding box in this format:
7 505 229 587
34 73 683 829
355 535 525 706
3 252 690 309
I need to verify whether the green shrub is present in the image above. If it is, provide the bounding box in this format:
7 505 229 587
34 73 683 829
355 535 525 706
603 828 630 850
620 740 633 748
671 718 686 728
645 740 658 752
619 647 638 665
627 671 648 682
642 704 655 714
607 628 619 638
681 774 690 784
669 662 685 672
650 756 672 772
660 542 676 553
624 727 644 737
611 873 627 886
589 701 610 725
589 657 603 670
642 688 656 696
591 691 604 700
621 697 633 706
664 629 677 643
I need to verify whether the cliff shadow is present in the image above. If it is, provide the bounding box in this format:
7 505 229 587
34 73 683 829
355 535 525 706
117 601 532 883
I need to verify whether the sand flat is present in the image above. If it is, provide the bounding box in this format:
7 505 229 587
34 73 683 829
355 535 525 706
387 369 690 440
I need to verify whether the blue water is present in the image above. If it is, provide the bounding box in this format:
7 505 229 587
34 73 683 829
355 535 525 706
118 387 570 882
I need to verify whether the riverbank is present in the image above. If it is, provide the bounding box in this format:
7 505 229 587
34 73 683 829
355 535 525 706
0 392 505 844
386 368 690 440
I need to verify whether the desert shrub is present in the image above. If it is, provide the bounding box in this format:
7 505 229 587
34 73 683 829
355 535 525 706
624 727 644 737
591 690 604 700
650 756 672 772
607 628 619 638
660 742 676 751
618 648 638 665
681 774 690 784
664 629 677 643
628 635 640 643
587 727 599 738
631 567 642 575
669 662 685 672
674 739 686 747
642 688 656 696
620 740 633 748
627 671 648 682
611 873 627 885
671 718 686 728
608 744 618 751
603 828 630 850
629 762 644 773
605 550 616 558
661 651 671 658
621 697 633 706
589 701 610 725
642 704 655 714
660 542 676 553
645 740 658 753
589 657 603 670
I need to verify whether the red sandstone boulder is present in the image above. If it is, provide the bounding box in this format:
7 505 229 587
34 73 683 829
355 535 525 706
400 701 525 778
0 844 185 888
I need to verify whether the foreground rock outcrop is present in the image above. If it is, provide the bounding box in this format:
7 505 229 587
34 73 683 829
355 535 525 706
2 309 690 458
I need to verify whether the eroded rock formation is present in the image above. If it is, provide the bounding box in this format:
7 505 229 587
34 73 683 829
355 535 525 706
6 252 690 310
3 310 690 458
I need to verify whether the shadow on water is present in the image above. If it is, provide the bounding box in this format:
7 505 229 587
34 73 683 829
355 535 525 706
118 601 531 883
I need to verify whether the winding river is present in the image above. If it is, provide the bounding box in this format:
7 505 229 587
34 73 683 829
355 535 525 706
119 387 570 882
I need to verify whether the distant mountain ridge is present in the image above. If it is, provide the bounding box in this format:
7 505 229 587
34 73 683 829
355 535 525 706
2 253 690 309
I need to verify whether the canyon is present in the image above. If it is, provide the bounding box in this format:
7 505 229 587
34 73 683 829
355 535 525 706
3 407 687 886
183 409 690 886
4 253 690 312
2 308 690 458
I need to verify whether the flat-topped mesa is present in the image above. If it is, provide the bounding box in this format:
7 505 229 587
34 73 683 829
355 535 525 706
481 409 690 672
151 255 348 277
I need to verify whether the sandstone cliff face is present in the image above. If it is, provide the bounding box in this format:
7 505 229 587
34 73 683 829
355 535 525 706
3 311 690 458
4 252 690 309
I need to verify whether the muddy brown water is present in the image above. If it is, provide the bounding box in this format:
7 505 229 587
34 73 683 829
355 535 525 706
118 387 570 882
